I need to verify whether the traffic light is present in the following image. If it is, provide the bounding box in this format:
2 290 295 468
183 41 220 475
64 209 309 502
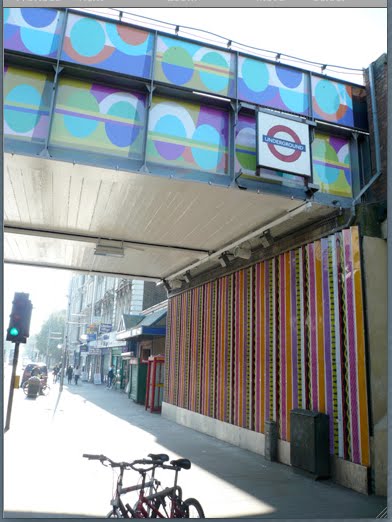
6 292 33 344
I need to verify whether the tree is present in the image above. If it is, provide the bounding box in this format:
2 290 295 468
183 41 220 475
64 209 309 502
35 311 66 367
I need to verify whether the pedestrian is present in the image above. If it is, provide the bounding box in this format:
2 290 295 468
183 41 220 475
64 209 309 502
52 365 59 384
74 366 81 385
66 365 73 384
107 366 115 389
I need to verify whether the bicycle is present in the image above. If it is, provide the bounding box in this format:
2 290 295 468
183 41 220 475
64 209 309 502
132 457 204 518
83 453 204 518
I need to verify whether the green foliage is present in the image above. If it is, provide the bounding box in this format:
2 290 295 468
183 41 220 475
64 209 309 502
35 310 66 367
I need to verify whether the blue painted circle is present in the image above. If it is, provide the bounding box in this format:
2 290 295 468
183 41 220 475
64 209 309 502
4 8 10 24
155 114 186 139
155 115 186 160
5 85 42 133
106 101 138 147
21 8 57 28
241 58 269 93
70 18 106 57
191 124 221 170
315 80 340 115
314 164 339 185
279 88 308 114
63 91 99 138
20 26 57 55
275 65 303 88
199 52 229 93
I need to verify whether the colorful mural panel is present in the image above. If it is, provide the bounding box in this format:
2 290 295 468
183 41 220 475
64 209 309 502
4 8 64 58
155 36 235 98
50 78 146 158
147 96 229 175
165 227 370 467
312 76 354 127
312 132 352 197
4 66 53 143
62 13 153 78
238 56 309 116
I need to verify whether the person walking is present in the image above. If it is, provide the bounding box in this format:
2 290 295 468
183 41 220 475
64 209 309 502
107 366 115 389
74 366 81 385
66 365 73 384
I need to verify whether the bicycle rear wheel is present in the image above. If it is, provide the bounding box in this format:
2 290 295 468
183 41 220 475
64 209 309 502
183 498 205 518
106 508 126 518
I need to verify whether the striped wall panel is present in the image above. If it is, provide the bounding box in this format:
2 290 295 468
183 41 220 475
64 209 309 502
165 227 370 467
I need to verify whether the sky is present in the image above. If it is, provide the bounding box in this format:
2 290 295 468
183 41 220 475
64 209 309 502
4 265 71 337
3 5 387 337
81 6 387 83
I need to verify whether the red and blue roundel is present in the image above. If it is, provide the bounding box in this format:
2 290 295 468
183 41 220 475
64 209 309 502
257 112 311 177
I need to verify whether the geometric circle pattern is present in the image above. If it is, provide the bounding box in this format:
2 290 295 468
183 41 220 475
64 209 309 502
62 13 153 78
238 56 309 116
147 96 228 174
155 36 235 98
51 78 146 158
4 7 63 58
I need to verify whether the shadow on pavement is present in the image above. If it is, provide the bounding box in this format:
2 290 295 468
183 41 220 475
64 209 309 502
61 382 386 520
4 511 97 519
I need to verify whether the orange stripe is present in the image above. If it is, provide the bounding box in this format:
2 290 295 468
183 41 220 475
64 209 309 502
315 241 326 412
351 227 370 466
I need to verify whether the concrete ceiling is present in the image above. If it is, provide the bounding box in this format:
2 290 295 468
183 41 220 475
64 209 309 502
4 153 335 282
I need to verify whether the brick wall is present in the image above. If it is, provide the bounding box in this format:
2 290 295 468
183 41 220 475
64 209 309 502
143 281 167 310
364 53 387 205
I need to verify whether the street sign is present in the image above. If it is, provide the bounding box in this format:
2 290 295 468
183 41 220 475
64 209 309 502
99 323 112 334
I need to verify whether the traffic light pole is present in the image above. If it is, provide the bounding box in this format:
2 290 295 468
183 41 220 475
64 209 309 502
4 342 20 432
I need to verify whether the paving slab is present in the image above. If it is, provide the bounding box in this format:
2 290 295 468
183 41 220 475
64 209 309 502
4 379 386 519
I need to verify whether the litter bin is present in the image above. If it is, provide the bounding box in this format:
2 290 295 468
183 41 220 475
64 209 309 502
27 376 41 398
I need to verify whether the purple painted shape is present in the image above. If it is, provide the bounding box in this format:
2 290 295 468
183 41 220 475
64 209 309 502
308 244 318 408
155 141 186 161
31 114 49 140
290 251 298 409
197 105 229 143
4 27 26 53
329 135 348 154
321 238 334 453
343 231 360 464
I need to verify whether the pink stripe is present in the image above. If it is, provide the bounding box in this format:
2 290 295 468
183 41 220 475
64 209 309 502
265 261 270 423
290 251 298 408
280 255 287 439
308 244 318 408
343 230 360 463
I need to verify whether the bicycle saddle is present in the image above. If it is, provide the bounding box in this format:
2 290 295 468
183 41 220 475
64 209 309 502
170 458 191 470
148 453 169 462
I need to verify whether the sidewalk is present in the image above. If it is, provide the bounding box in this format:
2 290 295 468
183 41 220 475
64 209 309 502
4 381 386 518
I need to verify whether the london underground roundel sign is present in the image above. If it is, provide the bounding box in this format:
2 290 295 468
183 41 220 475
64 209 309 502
257 112 311 177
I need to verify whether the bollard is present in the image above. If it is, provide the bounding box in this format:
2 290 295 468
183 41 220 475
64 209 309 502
265 420 278 461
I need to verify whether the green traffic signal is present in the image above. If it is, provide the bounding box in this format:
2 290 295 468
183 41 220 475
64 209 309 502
9 327 19 336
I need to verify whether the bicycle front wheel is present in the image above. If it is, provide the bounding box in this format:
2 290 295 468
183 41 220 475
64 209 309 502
183 498 205 518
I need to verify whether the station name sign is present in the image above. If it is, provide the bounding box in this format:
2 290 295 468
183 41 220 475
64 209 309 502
257 111 311 177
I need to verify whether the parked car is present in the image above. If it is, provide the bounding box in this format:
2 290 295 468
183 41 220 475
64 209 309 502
21 363 48 386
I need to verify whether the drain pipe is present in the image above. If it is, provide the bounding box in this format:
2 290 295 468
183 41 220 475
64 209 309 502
164 201 312 282
329 61 383 235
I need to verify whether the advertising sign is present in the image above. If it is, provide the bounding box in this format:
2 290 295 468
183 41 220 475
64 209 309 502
257 111 311 177
99 323 112 334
